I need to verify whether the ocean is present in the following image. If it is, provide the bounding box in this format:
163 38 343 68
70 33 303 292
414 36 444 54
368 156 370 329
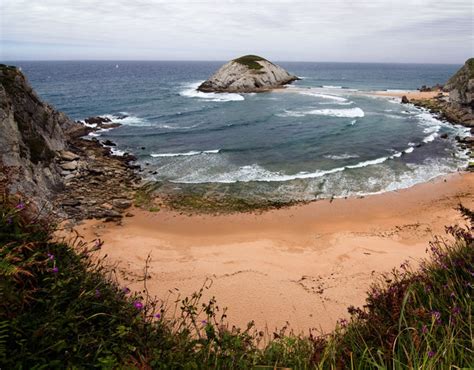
15 61 469 202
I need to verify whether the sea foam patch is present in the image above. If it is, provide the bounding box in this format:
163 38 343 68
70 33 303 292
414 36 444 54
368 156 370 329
150 150 220 158
180 82 244 102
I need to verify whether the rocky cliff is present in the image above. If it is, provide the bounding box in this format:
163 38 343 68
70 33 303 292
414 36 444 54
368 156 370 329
445 58 474 114
198 55 299 93
0 64 79 210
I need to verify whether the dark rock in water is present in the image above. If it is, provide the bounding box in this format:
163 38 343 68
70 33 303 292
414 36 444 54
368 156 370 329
401 95 410 104
84 116 112 125
440 133 449 139
102 139 116 147
114 114 128 120
198 55 299 93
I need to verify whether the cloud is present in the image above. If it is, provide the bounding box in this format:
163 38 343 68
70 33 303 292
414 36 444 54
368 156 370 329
1 0 472 62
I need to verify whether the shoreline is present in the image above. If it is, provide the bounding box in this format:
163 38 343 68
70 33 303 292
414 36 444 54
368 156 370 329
70 171 474 333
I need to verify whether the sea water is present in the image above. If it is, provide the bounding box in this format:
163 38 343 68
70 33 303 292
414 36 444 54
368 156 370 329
16 61 469 202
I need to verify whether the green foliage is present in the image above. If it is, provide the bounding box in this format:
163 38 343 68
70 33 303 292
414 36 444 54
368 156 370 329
233 55 268 70
1 195 472 369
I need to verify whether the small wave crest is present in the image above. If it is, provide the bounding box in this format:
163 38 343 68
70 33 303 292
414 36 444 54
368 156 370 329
150 149 220 158
180 82 244 102
298 91 348 102
324 153 360 160
102 113 151 127
277 107 364 119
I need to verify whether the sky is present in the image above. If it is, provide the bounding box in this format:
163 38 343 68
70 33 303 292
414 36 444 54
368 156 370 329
1 0 473 63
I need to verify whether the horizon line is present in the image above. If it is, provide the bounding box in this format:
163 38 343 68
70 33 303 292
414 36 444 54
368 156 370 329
0 59 462 66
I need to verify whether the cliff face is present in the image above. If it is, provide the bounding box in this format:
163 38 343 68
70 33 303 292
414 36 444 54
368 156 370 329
198 55 299 93
0 64 76 209
445 58 474 113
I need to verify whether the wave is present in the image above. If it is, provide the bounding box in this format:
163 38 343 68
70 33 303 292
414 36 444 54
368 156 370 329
180 82 244 102
102 113 152 127
298 91 348 102
322 85 343 89
324 153 360 160
175 154 392 184
277 107 364 119
349 119 357 125
150 149 220 158
307 107 365 118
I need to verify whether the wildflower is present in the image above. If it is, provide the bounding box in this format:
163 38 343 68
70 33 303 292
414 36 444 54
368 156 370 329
133 301 143 310
15 202 25 210
431 311 441 324
201 320 207 326
51 266 59 274
338 318 348 328
400 260 409 270
6 217 13 225
122 287 130 294
421 324 428 334
450 291 456 299
154 313 161 319
428 350 436 358
47 253 55 261
95 289 101 298
452 306 461 315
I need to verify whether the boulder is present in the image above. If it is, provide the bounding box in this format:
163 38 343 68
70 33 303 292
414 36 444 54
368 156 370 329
197 55 299 93
60 160 78 171
444 58 474 113
59 150 80 161
401 96 410 104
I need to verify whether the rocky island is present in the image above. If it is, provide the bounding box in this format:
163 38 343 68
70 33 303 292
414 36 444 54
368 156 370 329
197 55 299 93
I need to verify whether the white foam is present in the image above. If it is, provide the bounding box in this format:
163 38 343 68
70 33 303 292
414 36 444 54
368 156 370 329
324 153 360 160
298 91 348 102
306 107 365 118
150 150 220 158
404 147 414 153
180 82 244 102
423 133 438 143
349 119 357 125
102 113 151 127
175 155 390 184
276 110 306 118
110 148 126 156
322 85 343 89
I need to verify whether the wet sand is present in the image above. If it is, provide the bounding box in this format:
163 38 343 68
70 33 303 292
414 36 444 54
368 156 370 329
70 172 473 333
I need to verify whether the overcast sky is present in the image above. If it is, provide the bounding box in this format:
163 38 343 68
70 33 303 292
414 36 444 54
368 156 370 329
1 0 472 63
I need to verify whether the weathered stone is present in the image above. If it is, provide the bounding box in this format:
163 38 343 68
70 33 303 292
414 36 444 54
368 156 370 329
60 161 78 171
401 96 409 104
112 199 132 209
198 55 299 93
59 150 80 161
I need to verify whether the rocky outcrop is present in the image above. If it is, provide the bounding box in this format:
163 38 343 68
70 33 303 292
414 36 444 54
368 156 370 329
445 58 474 115
0 64 140 221
0 64 79 210
197 55 299 93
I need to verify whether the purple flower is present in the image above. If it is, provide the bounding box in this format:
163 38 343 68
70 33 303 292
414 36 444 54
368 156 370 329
47 253 55 261
51 266 59 274
133 301 143 310
450 291 456 299
428 350 436 358
154 313 161 319
122 287 130 294
6 217 13 225
338 318 348 328
421 324 428 334
431 311 441 324
15 202 25 210
452 306 461 315
201 320 207 326
95 289 101 298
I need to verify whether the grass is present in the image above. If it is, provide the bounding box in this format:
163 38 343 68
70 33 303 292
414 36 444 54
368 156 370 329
232 55 268 70
1 191 473 368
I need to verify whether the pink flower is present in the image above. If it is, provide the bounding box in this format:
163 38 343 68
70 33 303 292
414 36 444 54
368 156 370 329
133 301 143 310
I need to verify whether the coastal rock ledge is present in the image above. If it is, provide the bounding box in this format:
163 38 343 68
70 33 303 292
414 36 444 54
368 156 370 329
197 55 299 93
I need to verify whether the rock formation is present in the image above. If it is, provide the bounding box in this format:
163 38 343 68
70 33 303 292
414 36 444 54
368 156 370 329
197 55 299 93
444 58 474 114
0 64 139 220
0 64 79 210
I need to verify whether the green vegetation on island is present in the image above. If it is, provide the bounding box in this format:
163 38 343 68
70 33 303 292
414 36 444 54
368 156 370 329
1 193 472 368
232 55 268 70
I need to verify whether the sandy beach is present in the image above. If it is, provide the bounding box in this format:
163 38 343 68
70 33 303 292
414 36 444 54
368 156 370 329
69 171 473 334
